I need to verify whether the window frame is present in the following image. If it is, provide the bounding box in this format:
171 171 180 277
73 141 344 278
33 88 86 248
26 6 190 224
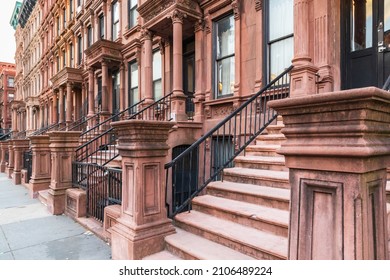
128 0 138 29
99 14 105 39
77 35 83 66
128 60 139 107
112 1 120 41
87 25 93 47
152 49 162 100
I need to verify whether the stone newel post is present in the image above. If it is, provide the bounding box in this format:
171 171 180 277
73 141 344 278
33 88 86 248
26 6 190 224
110 120 175 260
12 139 30 185
0 141 9 172
6 140 14 178
269 87 390 260
29 135 51 197
47 131 81 215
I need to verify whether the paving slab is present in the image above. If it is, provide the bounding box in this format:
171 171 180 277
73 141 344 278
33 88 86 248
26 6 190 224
0 173 111 260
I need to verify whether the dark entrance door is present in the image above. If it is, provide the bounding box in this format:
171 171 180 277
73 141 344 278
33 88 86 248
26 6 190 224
342 0 390 89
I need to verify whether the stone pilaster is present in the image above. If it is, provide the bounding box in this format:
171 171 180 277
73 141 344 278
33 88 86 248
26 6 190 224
0 141 9 173
6 140 14 179
29 135 51 198
47 131 81 215
110 120 175 260
12 139 30 185
269 87 390 259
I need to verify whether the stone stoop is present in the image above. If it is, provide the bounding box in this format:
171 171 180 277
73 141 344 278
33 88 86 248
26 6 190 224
37 189 49 206
144 118 290 260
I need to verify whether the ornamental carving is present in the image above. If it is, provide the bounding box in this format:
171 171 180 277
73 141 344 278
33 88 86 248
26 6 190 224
141 28 153 41
169 9 187 24
144 0 175 22
231 0 240 20
255 0 263 11
212 104 234 118
178 0 197 9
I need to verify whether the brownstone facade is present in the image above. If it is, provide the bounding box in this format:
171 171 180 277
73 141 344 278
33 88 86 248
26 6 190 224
0 62 15 131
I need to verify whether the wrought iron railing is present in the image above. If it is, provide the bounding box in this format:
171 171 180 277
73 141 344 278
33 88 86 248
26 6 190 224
165 66 293 218
30 122 65 136
72 162 122 222
23 149 33 183
61 112 101 132
0 129 12 141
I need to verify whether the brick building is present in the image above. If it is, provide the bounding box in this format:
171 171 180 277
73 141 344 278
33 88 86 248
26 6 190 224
2 0 390 260
0 63 16 133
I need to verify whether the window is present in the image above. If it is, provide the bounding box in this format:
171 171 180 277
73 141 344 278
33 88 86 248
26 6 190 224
152 50 162 100
70 0 73 17
70 43 74 67
128 0 138 29
57 16 60 35
7 77 14 87
215 15 235 98
128 60 139 106
63 8 66 29
77 0 81 7
57 56 60 72
87 25 92 47
62 50 66 68
99 14 105 39
77 35 82 65
266 0 293 81
112 1 120 41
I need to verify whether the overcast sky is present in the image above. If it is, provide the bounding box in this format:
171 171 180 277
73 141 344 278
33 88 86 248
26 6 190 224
0 1 18 63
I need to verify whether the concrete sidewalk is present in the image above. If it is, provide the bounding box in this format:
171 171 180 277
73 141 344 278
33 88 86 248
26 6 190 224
0 173 111 260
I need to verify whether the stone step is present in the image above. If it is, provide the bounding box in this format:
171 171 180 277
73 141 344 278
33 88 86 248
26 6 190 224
207 181 290 211
37 189 49 206
163 228 255 260
174 210 287 260
192 195 289 237
245 144 282 157
255 133 286 145
234 155 287 171
143 250 183 260
223 167 290 189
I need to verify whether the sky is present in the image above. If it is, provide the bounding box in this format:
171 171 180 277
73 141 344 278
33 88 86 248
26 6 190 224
0 0 18 63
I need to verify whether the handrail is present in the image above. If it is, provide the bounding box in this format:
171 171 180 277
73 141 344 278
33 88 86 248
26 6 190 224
383 74 390 91
60 112 101 132
165 65 293 218
0 129 12 141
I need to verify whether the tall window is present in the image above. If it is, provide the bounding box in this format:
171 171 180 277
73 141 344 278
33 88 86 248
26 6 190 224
70 43 74 67
99 14 105 39
87 25 92 47
62 50 66 68
152 50 162 100
70 0 73 17
128 0 138 29
57 16 60 35
57 56 60 72
112 1 120 41
128 61 139 106
7 77 14 87
77 35 82 65
266 0 293 81
215 15 235 98
63 8 66 29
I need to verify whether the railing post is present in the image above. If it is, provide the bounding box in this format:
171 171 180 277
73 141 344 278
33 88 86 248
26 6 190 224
29 135 51 197
110 120 175 259
269 87 390 259
47 131 81 215
12 139 30 185
6 140 15 179
0 141 8 173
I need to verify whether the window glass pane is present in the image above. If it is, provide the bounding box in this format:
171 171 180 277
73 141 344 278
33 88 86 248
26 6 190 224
153 80 162 100
130 62 138 88
269 37 294 81
351 0 373 51
186 58 194 93
217 56 235 96
269 0 293 41
385 0 390 47
130 0 137 7
131 88 139 104
129 8 138 28
153 51 162 80
216 15 234 58
113 2 119 21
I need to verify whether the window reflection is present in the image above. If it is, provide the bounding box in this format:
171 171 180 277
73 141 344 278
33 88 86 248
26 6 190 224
351 0 373 51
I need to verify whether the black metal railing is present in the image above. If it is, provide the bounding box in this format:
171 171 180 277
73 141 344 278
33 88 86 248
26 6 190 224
23 149 33 183
61 112 101 132
0 129 12 141
165 66 293 218
72 162 122 222
31 122 65 136
383 74 390 91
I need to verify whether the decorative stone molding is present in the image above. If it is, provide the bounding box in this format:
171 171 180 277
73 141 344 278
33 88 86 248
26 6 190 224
169 9 187 24
231 0 241 20
255 0 263 11
140 27 153 41
194 19 205 33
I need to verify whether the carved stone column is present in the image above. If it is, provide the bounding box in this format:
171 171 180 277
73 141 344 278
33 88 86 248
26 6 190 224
12 139 30 185
110 120 175 259
59 86 65 125
120 63 126 113
88 67 96 127
254 0 263 91
101 59 109 114
269 87 390 259
47 131 81 215
232 0 241 96
290 0 318 97
29 135 51 198
141 28 154 104
53 92 58 124
194 20 205 123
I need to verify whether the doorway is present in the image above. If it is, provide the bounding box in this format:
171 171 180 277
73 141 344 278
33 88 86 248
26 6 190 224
342 0 390 89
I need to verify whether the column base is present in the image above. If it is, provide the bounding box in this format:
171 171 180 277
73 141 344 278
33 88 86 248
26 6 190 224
6 167 13 179
13 171 21 185
29 178 51 198
0 163 6 173
111 218 175 260
46 189 67 215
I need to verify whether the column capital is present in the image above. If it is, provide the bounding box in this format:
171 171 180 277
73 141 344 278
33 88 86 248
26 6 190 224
169 9 186 24
141 28 153 41
194 19 205 32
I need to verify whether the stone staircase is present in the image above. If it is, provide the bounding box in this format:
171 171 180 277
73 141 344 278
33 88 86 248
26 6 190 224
144 118 291 260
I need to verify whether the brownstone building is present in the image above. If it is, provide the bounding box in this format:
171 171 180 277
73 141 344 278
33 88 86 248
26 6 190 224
2 0 390 260
0 62 16 133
